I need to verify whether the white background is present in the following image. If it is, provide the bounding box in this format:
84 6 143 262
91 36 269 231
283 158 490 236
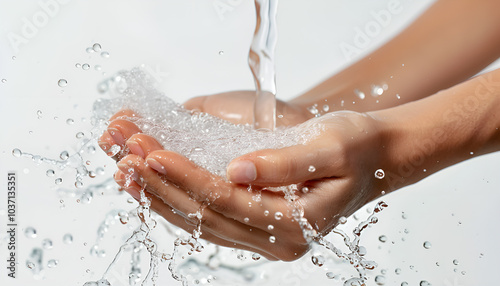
1 0 499 285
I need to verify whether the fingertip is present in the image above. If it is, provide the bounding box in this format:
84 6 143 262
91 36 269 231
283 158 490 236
183 96 207 111
227 160 257 183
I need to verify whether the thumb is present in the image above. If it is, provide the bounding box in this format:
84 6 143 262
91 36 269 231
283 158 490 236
226 140 339 186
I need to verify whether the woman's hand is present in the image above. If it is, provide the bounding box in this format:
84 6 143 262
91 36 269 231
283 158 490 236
184 90 311 126
108 110 387 261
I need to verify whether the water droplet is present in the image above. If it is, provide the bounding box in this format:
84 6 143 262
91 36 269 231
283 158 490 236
218 50 224 55
42 238 53 249
354 89 366 100
375 275 386 285
307 104 319 115
264 210 269 216
423 241 432 249
251 253 261 260
75 63 81 68
12 148 22 157
92 43 101 52
58 79 67 87
396 94 401 99
118 211 129 224
453 259 459 265
311 255 325 266
308 165 316 172
1 79 7 83
66 118 74 125
63 233 73 244
322 105 330 112
301 186 309 193
127 198 135 204
401 283 408 286
267 225 274 230
86 47 94 53
60 151 69 160
375 169 385 179
76 132 84 139
82 63 90 70
274 212 283 220
47 259 58 268
27 262 35 269
75 181 84 188
395 268 401 275
55 178 63 185
338 216 347 224
326 272 335 279
378 235 387 243
94 65 102 71
269 236 276 243
46 169 55 177
371 85 384 97
243 217 249 223
25 227 37 238
101 51 110 58
419 281 431 286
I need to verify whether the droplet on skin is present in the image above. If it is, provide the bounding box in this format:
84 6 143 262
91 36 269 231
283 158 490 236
308 165 316 172
375 169 385 179
269 236 276 243
243 217 249 223
251 253 261 261
354 89 366 100
274 212 283 220
322 105 330 112
58 79 67 87
264 210 269 216
338 216 347 224
371 85 384 97
267 225 274 230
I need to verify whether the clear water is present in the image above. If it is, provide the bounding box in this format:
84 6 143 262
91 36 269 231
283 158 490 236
249 0 278 130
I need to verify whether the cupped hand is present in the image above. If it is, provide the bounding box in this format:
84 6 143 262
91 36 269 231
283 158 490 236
184 91 311 126
105 110 388 261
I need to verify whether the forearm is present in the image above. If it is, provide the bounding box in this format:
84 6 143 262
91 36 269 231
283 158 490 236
290 0 500 114
372 68 500 191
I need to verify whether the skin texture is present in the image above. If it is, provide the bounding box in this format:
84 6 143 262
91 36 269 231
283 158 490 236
98 0 500 261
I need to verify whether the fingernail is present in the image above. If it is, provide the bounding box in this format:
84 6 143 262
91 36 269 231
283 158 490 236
98 142 110 152
124 185 141 201
127 141 145 158
227 160 257 183
146 158 167 175
108 127 125 144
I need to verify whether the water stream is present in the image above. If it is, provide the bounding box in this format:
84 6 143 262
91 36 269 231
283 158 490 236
249 0 278 131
